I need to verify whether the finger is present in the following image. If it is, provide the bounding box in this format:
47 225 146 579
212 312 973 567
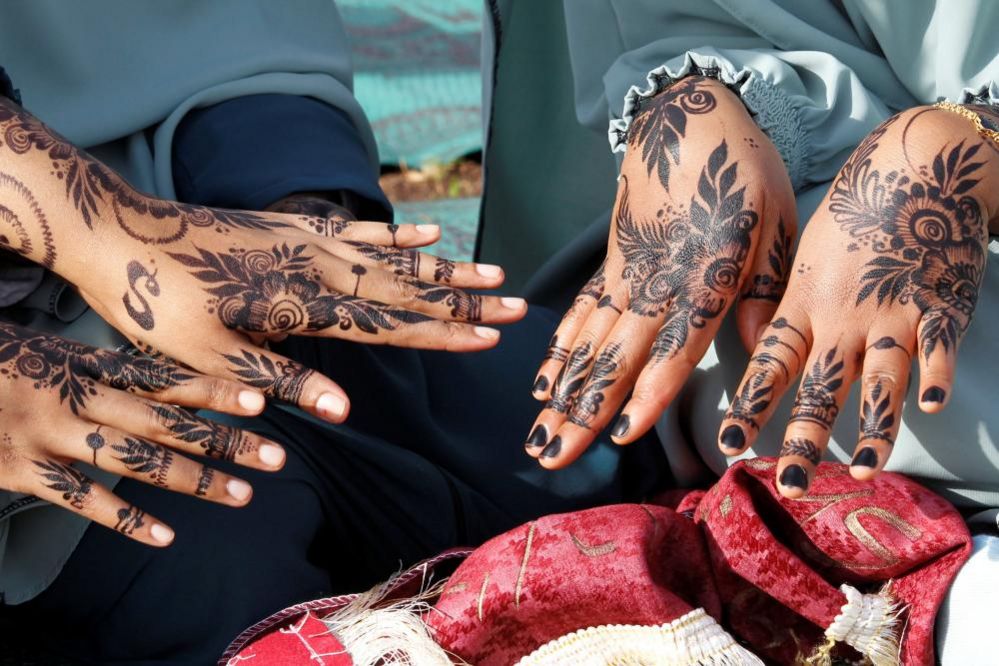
736 212 796 352
80 349 267 418
716 315 811 454
776 340 860 498
323 261 526 325
287 215 442 248
79 389 286 471
206 337 350 424
539 317 655 469
332 241 505 289
532 263 607 400
30 458 174 547
849 331 913 481
55 425 253 507
916 305 960 414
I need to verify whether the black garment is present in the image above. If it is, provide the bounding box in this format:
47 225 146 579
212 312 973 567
10 308 670 665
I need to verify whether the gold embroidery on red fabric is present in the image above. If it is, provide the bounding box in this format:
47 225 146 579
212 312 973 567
441 581 468 596
570 533 617 557
515 522 536 608
720 494 733 517
797 489 875 524
744 458 776 470
477 572 490 622
843 506 922 566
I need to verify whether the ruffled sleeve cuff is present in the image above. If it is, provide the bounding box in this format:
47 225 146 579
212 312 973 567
958 81 999 107
608 51 809 189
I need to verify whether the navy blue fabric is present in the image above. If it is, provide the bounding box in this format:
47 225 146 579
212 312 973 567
171 94 391 219
0 66 20 105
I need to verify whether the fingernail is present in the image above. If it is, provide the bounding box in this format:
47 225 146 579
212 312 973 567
540 435 562 459
526 425 548 449
316 392 347 420
501 297 526 310
532 376 549 394
475 264 502 279
474 326 500 340
779 464 809 490
258 444 285 468
611 414 630 439
851 446 879 468
151 523 174 544
416 224 439 234
921 386 946 403
238 390 265 412
720 424 745 451
226 479 252 502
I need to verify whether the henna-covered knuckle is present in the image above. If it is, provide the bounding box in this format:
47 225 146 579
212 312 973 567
546 343 594 414
33 458 95 510
859 381 896 444
790 347 847 430
222 350 314 405
779 437 822 466
567 343 623 429
741 216 793 303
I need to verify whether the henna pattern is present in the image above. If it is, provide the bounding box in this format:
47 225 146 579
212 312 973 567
546 343 593 414
151 405 254 461
434 258 456 284
0 173 56 268
414 280 483 321
114 505 145 536
85 429 106 465
860 382 895 443
779 438 821 466
614 141 759 361
266 194 356 236
829 112 988 360
628 77 717 191
568 343 622 429
346 242 420 277
790 347 845 429
543 335 570 364
741 217 792 302
33 459 92 509
0 323 193 414
578 262 606 302
169 243 431 334
122 260 159 331
111 436 173 487
222 350 312 404
194 467 215 497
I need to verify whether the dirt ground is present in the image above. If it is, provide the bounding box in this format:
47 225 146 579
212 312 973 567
379 159 482 202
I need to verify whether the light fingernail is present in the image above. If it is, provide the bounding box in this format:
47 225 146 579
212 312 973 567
475 264 502 279
259 444 286 468
316 392 347 420
238 390 265 412
416 224 439 234
151 523 175 544
501 297 526 310
226 479 252 502
474 326 500 340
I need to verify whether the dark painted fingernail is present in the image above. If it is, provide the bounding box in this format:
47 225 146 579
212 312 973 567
720 424 745 451
921 386 946 403
779 464 809 490
532 376 549 394
611 414 630 439
851 446 878 468
526 425 548 449
540 436 562 459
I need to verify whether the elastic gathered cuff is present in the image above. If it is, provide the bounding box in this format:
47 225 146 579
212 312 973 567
608 52 809 189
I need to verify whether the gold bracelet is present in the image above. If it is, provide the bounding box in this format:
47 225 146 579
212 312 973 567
934 100 999 146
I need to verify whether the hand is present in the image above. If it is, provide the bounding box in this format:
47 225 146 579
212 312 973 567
0 99 527 423
0 321 286 546
525 77 796 468
717 105 999 497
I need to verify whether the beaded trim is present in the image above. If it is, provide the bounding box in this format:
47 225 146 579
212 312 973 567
934 101 999 147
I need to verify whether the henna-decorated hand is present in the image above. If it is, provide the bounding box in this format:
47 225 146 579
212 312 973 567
526 77 797 468
718 105 999 497
0 321 287 546
0 99 526 423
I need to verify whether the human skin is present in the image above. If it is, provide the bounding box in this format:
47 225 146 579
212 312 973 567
718 104 999 497
526 77 797 468
0 98 527 423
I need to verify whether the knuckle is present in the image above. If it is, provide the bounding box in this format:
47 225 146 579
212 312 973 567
861 370 900 392
203 378 233 409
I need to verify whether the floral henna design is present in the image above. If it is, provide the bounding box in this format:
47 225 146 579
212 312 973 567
741 217 792 302
568 343 622 429
346 242 420 277
779 437 822 466
169 243 431 334
628 77 717 191
114 506 146 536
829 113 988 360
615 141 759 360
434 258 456 284
0 173 56 268
151 405 255 461
194 467 215 497
33 459 92 509
546 343 593 414
413 281 483 321
790 347 845 429
860 382 895 443
110 437 173 488
222 350 313 404
0 324 193 414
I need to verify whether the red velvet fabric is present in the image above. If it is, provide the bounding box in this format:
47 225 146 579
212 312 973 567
225 460 970 666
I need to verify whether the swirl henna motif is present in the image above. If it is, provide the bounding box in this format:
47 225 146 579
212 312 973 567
123 260 160 331
168 243 432 335
829 112 989 360
0 172 57 268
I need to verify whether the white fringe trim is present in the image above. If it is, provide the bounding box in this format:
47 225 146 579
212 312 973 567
820 584 903 666
516 608 763 666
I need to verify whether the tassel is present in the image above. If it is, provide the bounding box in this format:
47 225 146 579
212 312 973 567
322 574 464 666
807 583 903 666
